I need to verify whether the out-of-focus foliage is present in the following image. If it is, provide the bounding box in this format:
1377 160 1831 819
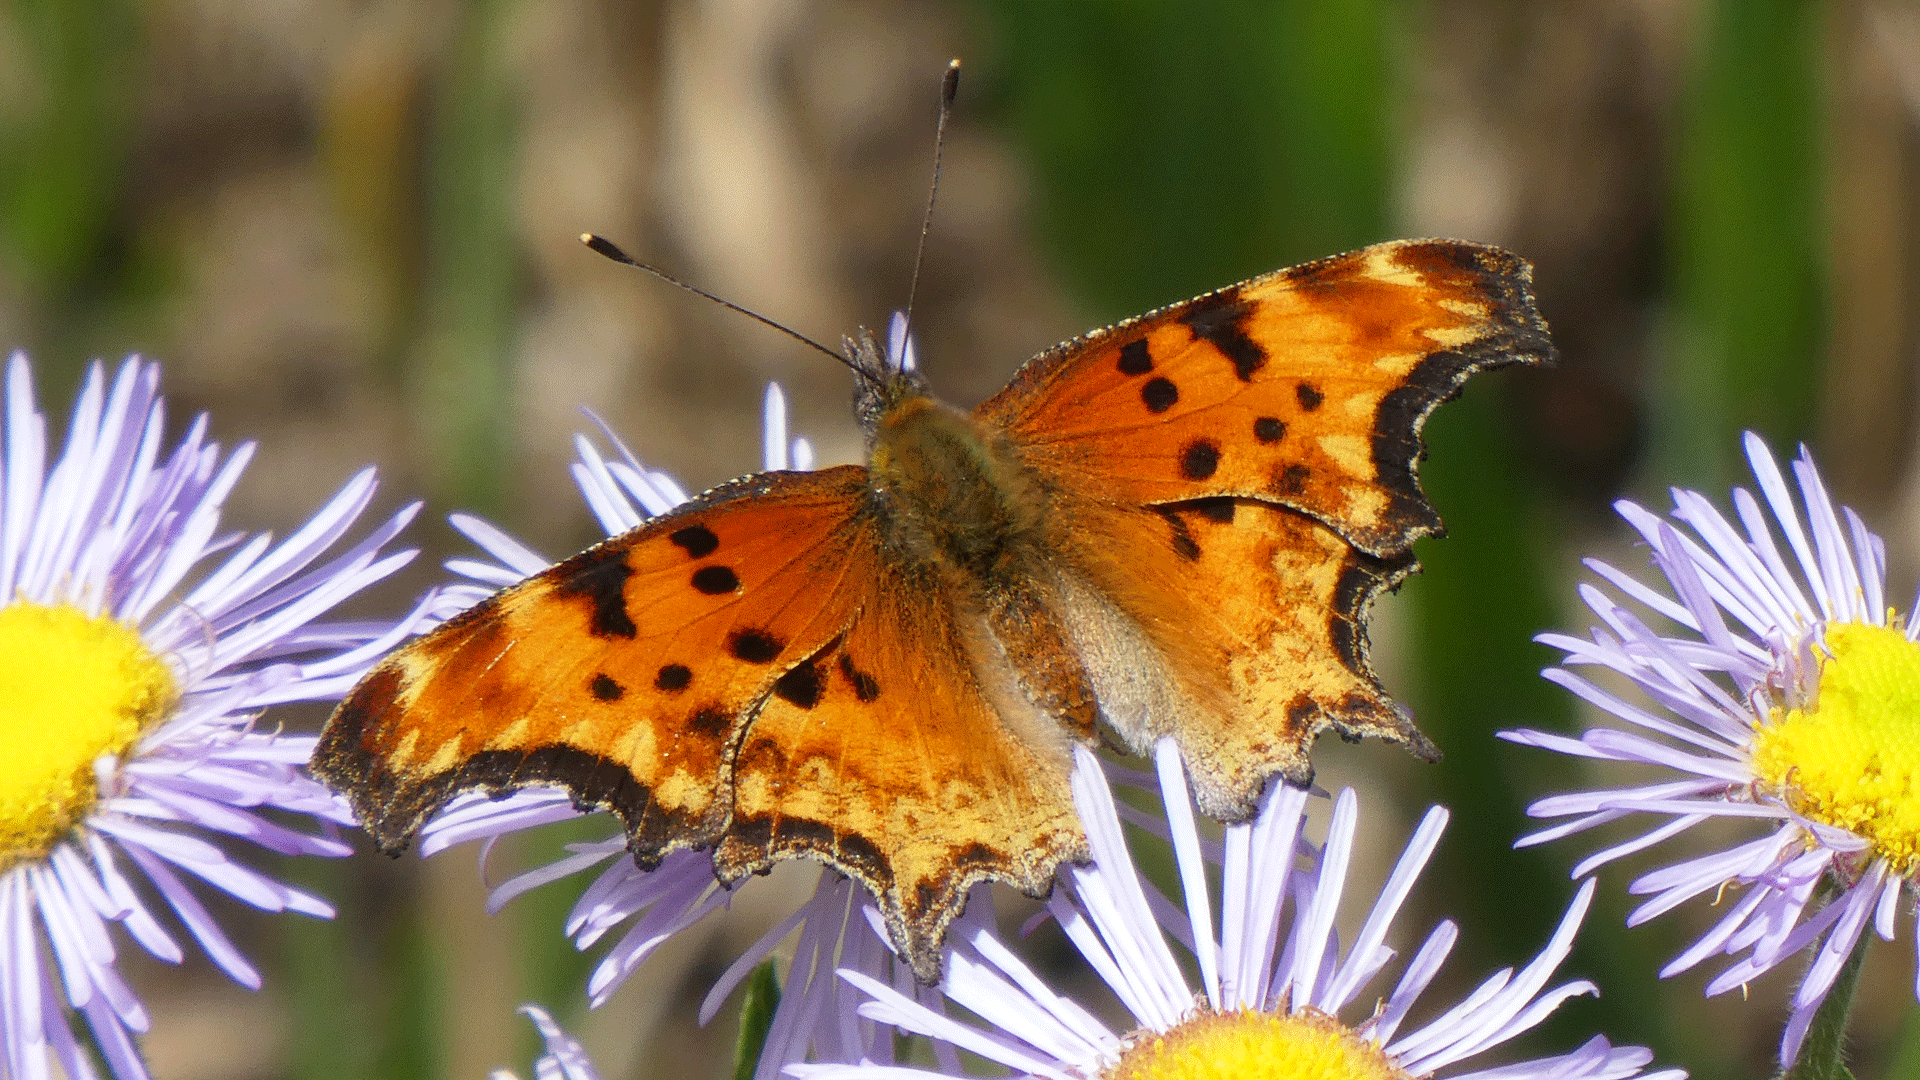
1 2 1915 1079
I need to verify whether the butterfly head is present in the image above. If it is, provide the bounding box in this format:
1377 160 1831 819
846 321 933 441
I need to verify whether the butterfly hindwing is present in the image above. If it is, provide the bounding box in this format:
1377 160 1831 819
980 239 1552 557
715 552 1083 982
1058 493 1421 818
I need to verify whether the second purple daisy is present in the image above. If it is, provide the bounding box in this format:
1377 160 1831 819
1504 432 1920 1066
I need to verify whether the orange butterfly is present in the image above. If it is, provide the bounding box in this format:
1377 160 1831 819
312 239 1551 981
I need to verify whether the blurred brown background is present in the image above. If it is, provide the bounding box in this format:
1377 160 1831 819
8 2 1920 1079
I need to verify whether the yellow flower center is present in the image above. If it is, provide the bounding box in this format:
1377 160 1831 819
0 601 177 867
1751 621 1920 871
1107 1008 1405 1080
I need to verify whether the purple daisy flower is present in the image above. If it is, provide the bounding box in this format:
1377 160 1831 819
0 354 420 1080
414 318 935 1079
1501 432 1918 1066
797 740 1678 1080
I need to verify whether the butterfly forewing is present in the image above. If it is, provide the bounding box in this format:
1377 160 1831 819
980 239 1552 557
314 467 874 858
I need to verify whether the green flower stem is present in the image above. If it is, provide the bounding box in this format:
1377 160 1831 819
1781 927 1869 1080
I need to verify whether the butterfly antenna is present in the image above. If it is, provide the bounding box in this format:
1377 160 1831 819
899 59 961 356
580 233 864 378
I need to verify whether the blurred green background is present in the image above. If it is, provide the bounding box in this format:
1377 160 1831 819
5 1 1919 1078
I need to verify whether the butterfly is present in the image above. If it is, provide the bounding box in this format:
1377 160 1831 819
312 238 1552 982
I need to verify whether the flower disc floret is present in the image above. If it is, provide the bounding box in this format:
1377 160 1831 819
1110 1008 1403 1080
0 603 177 863
1751 621 1920 872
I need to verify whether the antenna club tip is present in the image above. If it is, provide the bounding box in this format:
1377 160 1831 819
582 233 632 263
942 59 961 98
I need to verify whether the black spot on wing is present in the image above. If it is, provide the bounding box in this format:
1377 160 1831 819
733 734 788 776
1157 508 1201 561
1180 439 1220 481
692 565 740 594
1192 497 1236 524
1116 339 1153 376
1254 417 1285 444
688 705 731 739
669 525 720 559
1285 694 1318 730
590 673 624 701
655 664 692 692
912 880 944 919
1180 291 1265 381
1296 382 1324 411
950 842 1004 871
1270 463 1310 496
1141 377 1179 414
838 653 881 702
553 545 637 639
772 657 826 709
729 628 784 664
